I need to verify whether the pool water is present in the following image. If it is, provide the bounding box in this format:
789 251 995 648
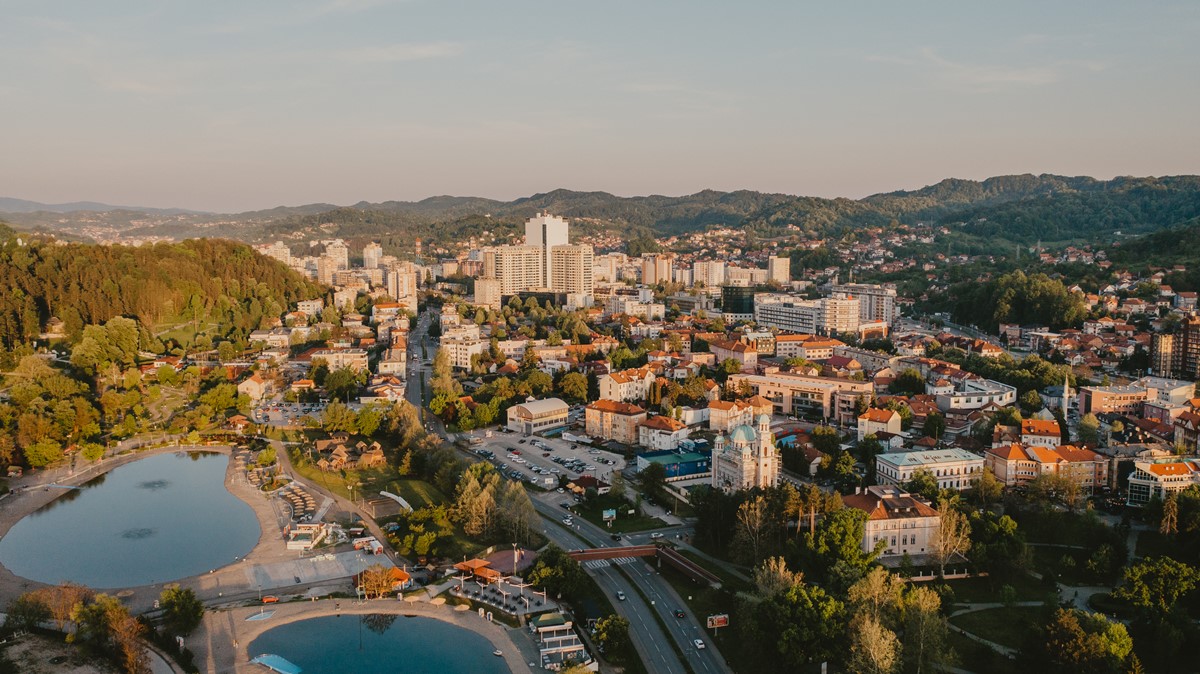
0 451 261 587
248 614 511 674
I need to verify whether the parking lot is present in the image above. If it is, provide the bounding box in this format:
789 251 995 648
469 428 628 489
252 401 329 427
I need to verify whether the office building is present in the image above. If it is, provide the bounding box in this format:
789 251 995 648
483 245 545 295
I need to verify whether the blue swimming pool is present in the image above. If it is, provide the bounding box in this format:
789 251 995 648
0 451 260 587
248 614 511 674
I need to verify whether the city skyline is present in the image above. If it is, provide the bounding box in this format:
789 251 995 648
3 1 1199 212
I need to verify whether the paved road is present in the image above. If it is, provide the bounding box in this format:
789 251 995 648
536 507 688 674
532 497 733 674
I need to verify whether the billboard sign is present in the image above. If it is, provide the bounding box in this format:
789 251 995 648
602 509 617 521
706 614 729 629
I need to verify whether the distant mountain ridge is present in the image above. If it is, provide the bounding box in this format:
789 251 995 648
4 173 1199 247
0 196 205 215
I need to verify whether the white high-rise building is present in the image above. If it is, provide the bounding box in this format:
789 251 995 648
550 244 594 297
593 252 628 282
692 260 726 288
483 245 545 295
525 212 569 288
829 283 899 325
641 254 673 286
325 240 349 270
259 241 291 265
754 294 860 336
317 256 338 285
768 255 791 284
362 242 383 269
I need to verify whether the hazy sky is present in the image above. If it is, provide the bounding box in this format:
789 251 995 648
3 1 1199 212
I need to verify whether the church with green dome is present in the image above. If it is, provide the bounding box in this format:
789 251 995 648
711 413 780 492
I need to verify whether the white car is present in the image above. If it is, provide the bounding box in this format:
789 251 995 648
649 533 664 539
693 639 705 650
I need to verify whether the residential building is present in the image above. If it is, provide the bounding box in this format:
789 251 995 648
710 339 757 369
728 371 874 424
693 260 726 288
711 415 779 492
259 241 291 265
483 245 545 295
775 334 844 361
934 376 1017 412
708 400 756 433
843 485 940 559
473 277 503 310
443 325 487 370
1151 314 1200 379
506 398 570 435
599 367 657 403
237 373 271 401
362 242 383 269
858 408 902 441
1126 457 1200 505
754 294 860 336
641 253 674 286
325 240 349 269
638 415 691 450
1078 385 1149 415
768 255 791 284
875 448 984 491
1020 419 1062 447
549 244 595 298
585 400 648 445
829 282 899 325
311 349 369 372
522 212 570 288
297 299 325 316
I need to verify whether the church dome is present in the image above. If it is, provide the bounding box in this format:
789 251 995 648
729 424 756 444
757 414 771 426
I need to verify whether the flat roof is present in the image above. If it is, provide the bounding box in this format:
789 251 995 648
877 448 982 468
639 450 709 464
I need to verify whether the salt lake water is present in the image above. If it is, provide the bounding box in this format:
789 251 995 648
0 450 260 587
248 614 511 674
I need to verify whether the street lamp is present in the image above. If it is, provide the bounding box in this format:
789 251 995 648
511 542 518 576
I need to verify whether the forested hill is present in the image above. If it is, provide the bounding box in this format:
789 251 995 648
0 236 323 349
5 174 1200 249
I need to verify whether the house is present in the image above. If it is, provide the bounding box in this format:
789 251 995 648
858 408 901 442
237 373 271 401
599 366 658 403
585 400 648 445
638 415 691 450
843 486 940 559
506 398 570 435
1020 419 1062 447
707 400 756 434
710 339 758 369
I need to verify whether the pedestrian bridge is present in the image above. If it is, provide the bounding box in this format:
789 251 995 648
567 544 722 588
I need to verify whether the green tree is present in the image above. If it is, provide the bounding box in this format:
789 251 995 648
904 469 940 502
594 614 631 653
924 411 945 440
1078 413 1100 446
1113 557 1200 615
890 368 926 396
812 425 841 455
322 401 358 434
4 593 50 630
1022 608 1134 674
24 438 64 468
159 587 205 636
640 462 667 502
557 372 589 404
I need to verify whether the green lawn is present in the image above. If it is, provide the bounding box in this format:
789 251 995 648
573 493 667 533
942 573 1050 604
385 478 448 509
949 606 1047 650
946 631 1017 674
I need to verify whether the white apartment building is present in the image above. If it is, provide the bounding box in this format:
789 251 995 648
875 449 985 491
362 242 383 269
829 283 899 325
259 241 292 265
934 376 1017 411
593 252 628 282
525 212 569 288
754 294 860 336
726 267 769 286
443 324 486 370
473 277 502 310
692 260 726 288
599 367 657 403
641 254 673 286
324 240 349 270
312 349 369 373
550 244 594 297
483 245 545 295
768 255 791 284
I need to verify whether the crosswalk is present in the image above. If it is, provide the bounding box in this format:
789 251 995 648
583 557 639 570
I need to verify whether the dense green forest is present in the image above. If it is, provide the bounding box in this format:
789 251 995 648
9 174 1199 254
0 235 322 350
932 270 1089 332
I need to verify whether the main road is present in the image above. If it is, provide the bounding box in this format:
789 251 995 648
531 497 733 674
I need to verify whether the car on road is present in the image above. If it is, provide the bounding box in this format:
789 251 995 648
610 533 621 541
262 596 279 604
674 609 686 618
616 591 626 601
562 517 573 524
693 639 705 650
650 532 664 539
518 439 527 444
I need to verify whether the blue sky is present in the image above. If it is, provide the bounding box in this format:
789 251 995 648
3 1 1198 211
